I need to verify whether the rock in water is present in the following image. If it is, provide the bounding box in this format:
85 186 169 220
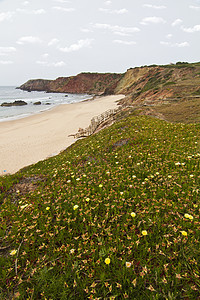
33 101 41 105
1 100 27 107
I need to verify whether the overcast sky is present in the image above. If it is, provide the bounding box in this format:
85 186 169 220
0 0 200 85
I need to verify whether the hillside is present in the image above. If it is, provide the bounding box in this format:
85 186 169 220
0 114 199 299
18 73 123 95
18 62 200 123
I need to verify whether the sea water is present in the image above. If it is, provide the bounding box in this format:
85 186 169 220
0 86 91 122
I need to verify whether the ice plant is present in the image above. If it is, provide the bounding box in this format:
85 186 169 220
126 262 132 268
73 205 79 210
105 258 110 265
10 249 17 256
142 230 148 236
181 231 188 236
184 213 193 220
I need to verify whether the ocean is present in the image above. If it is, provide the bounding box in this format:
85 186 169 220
0 86 91 122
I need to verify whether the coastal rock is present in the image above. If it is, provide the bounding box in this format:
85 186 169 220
1 100 27 107
33 101 41 105
17 73 123 95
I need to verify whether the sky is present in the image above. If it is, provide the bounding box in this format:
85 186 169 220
0 0 200 85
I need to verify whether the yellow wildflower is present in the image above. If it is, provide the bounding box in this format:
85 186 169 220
73 205 79 210
126 262 132 268
105 257 111 265
10 249 17 256
142 230 148 236
181 231 188 236
131 212 136 218
46 207 50 210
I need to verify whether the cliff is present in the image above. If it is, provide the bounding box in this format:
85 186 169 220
18 62 200 122
18 72 123 95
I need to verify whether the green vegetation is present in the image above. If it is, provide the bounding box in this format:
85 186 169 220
0 114 199 299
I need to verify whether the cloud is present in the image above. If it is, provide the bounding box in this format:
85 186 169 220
0 47 16 56
94 23 140 34
80 28 93 33
17 36 42 45
166 34 173 39
113 40 136 45
22 1 29 5
48 38 60 46
160 41 190 47
140 17 166 25
104 1 112 5
58 39 93 53
53 0 71 2
171 19 183 26
36 60 65 67
99 8 128 14
16 8 46 15
52 6 75 12
181 24 200 33
0 60 13 65
0 11 14 22
143 4 166 9
189 5 200 10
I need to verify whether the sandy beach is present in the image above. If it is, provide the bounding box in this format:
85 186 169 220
0 94 124 175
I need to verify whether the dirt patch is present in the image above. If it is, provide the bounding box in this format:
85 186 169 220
9 176 45 196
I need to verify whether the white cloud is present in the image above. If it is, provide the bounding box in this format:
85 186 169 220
104 1 112 5
143 4 166 9
99 8 128 14
16 8 46 15
160 41 190 47
80 28 93 33
53 0 71 2
166 34 173 39
42 53 49 58
113 40 136 45
48 38 60 46
114 31 131 37
0 11 14 22
171 19 183 26
17 36 42 45
58 39 93 53
189 5 200 10
140 17 166 25
22 1 29 5
94 23 140 34
52 6 75 12
36 60 65 67
0 60 13 65
181 24 200 33
0 47 16 56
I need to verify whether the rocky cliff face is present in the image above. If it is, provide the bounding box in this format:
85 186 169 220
18 62 200 108
19 73 123 95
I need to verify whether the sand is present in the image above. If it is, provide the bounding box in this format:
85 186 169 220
0 94 125 175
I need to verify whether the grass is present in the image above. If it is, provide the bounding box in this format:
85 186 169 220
0 114 199 299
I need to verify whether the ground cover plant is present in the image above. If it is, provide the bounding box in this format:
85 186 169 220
0 115 199 299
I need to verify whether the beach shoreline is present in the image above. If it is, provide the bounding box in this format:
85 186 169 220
0 94 125 175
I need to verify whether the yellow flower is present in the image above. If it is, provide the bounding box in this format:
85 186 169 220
70 249 75 254
168 175 172 178
99 184 103 188
46 207 50 210
73 205 79 210
142 230 148 236
10 249 17 256
20 204 28 209
131 212 136 218
105 257 110 265
126 262 132 268
86 198 90 202
181 231 188 236
184 213 193 220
